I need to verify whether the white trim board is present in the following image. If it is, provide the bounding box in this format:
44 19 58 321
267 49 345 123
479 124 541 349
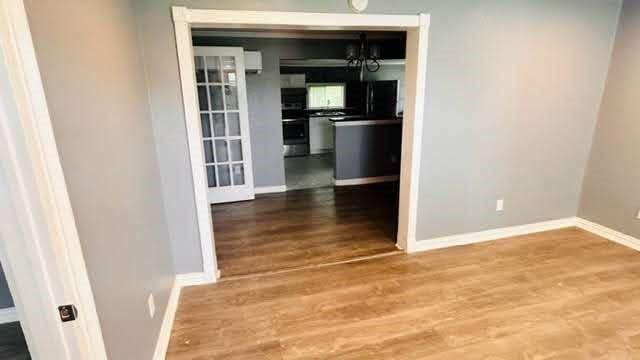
192 30 404 40
152 279 181 360
0 307 18 324
172 7 430 273
334 175 399 186
179 9 420 29
409 217 577 253
575 218 640 252
175 272 215 287
409 216 640 258
254 185 287 194
173 8 219 284
153 272 225 359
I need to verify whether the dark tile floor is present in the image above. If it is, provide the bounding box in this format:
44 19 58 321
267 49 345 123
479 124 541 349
0 322 30 360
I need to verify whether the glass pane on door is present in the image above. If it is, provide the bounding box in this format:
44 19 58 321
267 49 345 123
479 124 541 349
222 56 237 85
200 113 211 138
206 56 221 83
215 140 228 162
212 113 225 137
206 165 217 187
230 139 243 161
195 56 205 83
203 140 215 163
224 86 238 110
209 86 224 110
227 112 241 136
232 164 245 185
197 86 208 111
217 164 231 186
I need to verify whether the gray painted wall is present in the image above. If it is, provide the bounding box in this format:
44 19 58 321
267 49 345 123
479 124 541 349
334 124 402 180
0 264 14 309
135 0 621 272
579 0 640 238
25 0 174 358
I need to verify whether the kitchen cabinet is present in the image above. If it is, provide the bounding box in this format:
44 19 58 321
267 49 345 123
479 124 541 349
280 74 306 88
309 116 334 154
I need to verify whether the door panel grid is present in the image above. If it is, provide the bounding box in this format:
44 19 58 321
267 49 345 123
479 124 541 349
194 47 254 204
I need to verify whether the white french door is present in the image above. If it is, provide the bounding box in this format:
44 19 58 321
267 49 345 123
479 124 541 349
194 47 255 204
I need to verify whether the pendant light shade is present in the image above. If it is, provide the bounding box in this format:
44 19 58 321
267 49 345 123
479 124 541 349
346 33 381 73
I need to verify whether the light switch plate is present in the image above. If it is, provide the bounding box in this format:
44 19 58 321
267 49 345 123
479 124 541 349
496 199 504 212
636 209 640 220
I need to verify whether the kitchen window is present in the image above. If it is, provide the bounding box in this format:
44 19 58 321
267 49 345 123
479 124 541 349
307 83 346 109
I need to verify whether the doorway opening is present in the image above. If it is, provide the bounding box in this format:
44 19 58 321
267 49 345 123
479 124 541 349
173 8 429 281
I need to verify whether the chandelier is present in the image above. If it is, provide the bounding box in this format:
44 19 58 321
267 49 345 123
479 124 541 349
346 33 381 74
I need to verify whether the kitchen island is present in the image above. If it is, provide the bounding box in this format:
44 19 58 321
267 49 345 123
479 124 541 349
330 117 403 186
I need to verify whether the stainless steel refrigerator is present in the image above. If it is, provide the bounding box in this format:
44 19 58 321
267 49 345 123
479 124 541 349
347 80 399 118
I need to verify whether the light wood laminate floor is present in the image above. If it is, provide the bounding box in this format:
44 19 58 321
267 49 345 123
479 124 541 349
212 184 399 278
168 228 640 359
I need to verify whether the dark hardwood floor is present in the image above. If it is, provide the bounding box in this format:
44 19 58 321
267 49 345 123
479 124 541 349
0 322 30 360
212 183 400 278
168 228 640 359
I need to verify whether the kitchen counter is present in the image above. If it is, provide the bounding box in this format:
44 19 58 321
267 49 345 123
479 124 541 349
331 119 402 127
328 116 403 126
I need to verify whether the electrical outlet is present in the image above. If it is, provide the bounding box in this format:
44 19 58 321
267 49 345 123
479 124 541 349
147 293 155 318
496 199 504 212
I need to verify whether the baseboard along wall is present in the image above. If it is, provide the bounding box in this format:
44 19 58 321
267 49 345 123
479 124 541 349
333 175 399 186
410 216 640 255
575 217 640 252
254 185 287 194
409 217 578 253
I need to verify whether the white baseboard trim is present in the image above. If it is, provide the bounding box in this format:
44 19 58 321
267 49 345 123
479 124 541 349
0 307 18 324
153 279 181 360
175 272 215 287
254 185 287 194
334 175 399 186
153 272 216 359
409 217 578 253
575 217 640 251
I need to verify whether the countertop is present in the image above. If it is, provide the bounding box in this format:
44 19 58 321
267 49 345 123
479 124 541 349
329 116 403 126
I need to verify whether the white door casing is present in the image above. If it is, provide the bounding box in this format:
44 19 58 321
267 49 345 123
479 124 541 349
172 6 429 282
0 0 107 358
194 46 255 204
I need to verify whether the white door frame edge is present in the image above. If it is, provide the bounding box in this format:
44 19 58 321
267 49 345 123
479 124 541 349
171 6 430 279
